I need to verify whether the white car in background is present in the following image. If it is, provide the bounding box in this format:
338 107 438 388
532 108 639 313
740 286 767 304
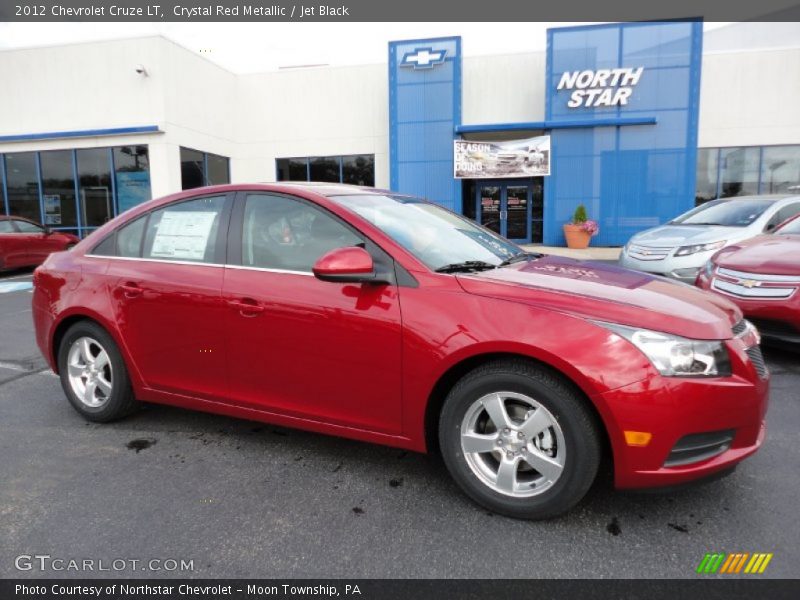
619 195 800 283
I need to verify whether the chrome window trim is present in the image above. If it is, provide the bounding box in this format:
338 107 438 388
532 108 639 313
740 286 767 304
225 264 314 277
85 254 225 268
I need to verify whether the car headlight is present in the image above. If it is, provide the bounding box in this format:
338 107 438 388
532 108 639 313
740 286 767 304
593 322 731 377
703 260 716 278
674 240 726 256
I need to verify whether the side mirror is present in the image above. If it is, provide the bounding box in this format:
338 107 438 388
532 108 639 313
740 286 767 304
765 223 776 233
313 246 377 283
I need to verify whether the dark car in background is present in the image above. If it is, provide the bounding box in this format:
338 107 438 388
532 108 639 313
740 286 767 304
697 214 800 348
0 216 79 271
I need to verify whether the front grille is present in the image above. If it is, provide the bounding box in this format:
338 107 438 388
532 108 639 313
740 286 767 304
746 346 769 379
732 319 748 336
627 244 672 261
664 429 736 467
712 267 799 300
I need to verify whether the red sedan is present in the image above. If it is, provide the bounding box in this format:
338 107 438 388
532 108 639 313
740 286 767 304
697 214 800 348
32 184 768 519
0 216 79 271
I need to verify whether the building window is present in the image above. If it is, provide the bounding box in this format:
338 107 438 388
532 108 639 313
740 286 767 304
0 145 151 237
696 145 800 205
695 148 719 205
180 147 230 190
4 153 40 222
114 145 152 215
761 146 800 195
77 148 113 228
342 154 375 186
39 150 78 235
276 155 375 187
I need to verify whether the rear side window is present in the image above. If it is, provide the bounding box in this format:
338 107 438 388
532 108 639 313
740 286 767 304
142 196 226 264
117 216 147 257
0 221 14 233
14 220 43 233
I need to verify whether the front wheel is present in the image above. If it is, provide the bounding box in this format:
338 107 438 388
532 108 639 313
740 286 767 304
439 359 602 519
58 321 138 422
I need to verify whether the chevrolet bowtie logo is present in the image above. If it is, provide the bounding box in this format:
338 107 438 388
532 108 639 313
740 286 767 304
400 47 447 69
739 279 761 288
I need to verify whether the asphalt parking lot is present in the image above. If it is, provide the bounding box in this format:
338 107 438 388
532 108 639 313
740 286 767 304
1 267 798 579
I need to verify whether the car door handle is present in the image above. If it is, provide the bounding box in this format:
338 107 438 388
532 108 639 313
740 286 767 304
227 298 264 316
119 282 143 298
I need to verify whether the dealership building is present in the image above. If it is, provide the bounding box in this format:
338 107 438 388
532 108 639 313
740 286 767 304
1 21 799 245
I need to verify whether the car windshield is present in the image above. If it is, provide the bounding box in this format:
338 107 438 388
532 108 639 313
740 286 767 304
776 216 800 235
670 198 773 227
332 194 521 271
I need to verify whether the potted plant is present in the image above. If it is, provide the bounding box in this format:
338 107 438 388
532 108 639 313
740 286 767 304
563 204 599 249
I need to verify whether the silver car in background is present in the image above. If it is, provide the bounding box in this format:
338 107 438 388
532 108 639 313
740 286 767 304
619 195 800 283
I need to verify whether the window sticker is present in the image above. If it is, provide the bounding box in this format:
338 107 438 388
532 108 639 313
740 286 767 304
150 211 217 260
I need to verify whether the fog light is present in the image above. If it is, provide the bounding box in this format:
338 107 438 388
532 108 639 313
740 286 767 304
624 431 653 447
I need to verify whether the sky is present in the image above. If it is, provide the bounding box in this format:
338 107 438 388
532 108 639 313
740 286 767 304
0 22 733 73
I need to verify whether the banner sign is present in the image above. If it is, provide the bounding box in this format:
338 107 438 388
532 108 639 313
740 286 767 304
454 136 550 179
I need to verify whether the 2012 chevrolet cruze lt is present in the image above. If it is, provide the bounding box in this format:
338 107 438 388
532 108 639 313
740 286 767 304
32 183 769 519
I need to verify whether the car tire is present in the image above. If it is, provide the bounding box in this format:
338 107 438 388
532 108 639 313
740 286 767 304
439 359 602 520
57 320 138 422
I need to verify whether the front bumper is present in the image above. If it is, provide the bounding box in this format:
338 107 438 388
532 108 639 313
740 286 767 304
596 339 769 489
619 247 720 283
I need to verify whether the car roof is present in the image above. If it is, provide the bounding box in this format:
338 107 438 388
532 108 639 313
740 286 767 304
259 181 398 197
710 194 798 203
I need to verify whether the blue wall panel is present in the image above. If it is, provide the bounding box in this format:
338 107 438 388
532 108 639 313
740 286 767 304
389 37 462 212
545 22 702 246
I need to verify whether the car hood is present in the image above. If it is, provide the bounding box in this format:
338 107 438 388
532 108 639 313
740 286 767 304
714 234 800 276
457 255 741 340
632 224 744 246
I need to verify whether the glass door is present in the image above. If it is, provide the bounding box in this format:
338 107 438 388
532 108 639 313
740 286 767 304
476 181 532 243
505 185 530 241
477 184 502 236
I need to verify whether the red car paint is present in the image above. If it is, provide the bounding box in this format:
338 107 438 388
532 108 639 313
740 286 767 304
696 216 800 346
32 184 768 489
0 216 79 271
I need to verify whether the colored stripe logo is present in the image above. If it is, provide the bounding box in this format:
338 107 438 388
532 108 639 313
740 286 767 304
697 552 773 574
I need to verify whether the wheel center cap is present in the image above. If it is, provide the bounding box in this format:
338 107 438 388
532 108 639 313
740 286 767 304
501 430 524 453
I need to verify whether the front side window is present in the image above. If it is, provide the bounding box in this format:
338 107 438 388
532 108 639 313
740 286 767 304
333 194 520 271
142 196 226 263
777 215 800 235
14 219 44 233
671 199 774 227
241 194 361 272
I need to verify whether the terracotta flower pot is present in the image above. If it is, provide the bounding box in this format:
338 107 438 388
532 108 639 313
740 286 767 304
563 224 592 249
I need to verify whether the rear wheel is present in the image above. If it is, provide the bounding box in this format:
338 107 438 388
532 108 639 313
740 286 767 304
58 321 138 422
439 359 602 519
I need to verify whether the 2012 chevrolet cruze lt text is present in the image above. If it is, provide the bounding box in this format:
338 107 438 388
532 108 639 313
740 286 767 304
32 183 769 519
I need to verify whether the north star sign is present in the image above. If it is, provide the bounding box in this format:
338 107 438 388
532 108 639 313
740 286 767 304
400 47 447 69
557 67 644 108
